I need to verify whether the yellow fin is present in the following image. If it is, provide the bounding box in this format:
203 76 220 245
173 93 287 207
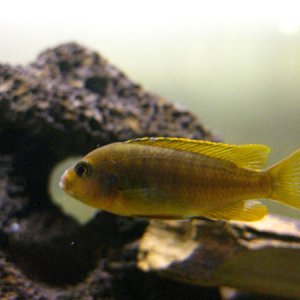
127 137 270 169
122 188 166 201
268 148 300 209
202 200 268 222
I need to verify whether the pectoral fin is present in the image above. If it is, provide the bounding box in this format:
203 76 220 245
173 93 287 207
202 200 268 222
121 188 185 218
122 187 168 202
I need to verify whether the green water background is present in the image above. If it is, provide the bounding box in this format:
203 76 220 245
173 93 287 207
2 2 300 222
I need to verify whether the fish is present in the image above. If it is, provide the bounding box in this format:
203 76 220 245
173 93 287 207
59 137 300 221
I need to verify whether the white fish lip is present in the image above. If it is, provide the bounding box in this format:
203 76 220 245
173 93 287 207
59 170 76 198
59 170 69 190
59 177 65 189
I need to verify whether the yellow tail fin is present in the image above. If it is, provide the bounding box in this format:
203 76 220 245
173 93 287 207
268 149 300 209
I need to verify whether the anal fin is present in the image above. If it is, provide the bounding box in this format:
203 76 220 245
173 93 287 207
202 200 268 222
134 214 184 220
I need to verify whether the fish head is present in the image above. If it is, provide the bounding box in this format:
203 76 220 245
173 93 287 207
60 157 104 207
59 145 120 209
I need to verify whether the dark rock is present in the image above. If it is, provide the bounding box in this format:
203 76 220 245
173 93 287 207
0 43 218 299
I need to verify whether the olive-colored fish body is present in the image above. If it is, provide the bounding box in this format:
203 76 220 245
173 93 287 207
60 137 300 221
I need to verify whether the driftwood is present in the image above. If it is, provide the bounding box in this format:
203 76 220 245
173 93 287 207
138 215 300 299
0 42 298 300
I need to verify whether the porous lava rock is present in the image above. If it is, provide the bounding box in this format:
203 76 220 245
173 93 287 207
0 43 218 299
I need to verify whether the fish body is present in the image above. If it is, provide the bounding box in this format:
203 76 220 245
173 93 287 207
60 137 300 221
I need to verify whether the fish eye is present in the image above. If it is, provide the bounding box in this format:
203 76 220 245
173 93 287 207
74 161 92 178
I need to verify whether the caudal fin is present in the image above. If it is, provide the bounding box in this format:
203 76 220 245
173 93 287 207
268 149 300 210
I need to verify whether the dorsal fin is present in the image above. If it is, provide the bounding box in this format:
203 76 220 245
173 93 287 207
126 137 270 169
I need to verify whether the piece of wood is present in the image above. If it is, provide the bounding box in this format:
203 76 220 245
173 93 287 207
138 214 300 299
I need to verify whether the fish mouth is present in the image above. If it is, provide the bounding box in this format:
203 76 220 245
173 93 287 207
59 170 76 198
59 176 65 189
59 170 69 190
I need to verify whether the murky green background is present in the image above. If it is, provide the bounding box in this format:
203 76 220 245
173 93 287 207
2 1 300 221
